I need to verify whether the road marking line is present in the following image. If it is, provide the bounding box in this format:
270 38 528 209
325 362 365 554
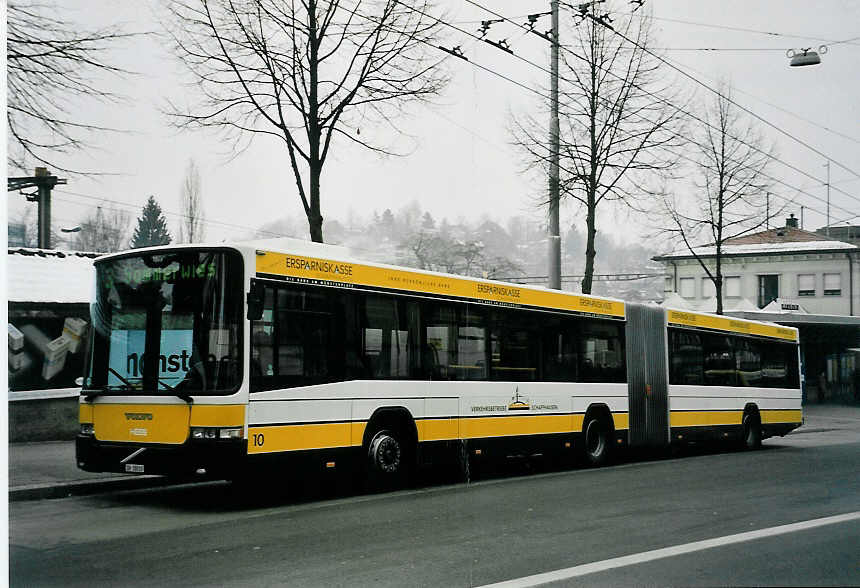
478 511 860 588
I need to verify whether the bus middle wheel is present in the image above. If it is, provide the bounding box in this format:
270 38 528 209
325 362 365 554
584 416 611 466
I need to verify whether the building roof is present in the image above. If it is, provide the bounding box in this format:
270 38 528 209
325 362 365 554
6 248 98 304
654 215 860 261
724 226 830 245
654 235 857 261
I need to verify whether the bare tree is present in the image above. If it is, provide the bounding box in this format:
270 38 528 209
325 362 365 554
653 84 775 314
8 207 39 247
511 5 683 294
72 205 132 253
6 0 134 172
179 159 206 243
165 0 448 243
399 225 521 278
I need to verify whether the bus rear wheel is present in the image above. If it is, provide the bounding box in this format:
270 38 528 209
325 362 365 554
741 414 762 450
583 416 611 466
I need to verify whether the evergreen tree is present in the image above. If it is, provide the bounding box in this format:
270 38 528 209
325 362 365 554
421 212 436 230
130 196 172 248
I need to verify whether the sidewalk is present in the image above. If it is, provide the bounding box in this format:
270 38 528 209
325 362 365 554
7 403 860 501
7 440 172 501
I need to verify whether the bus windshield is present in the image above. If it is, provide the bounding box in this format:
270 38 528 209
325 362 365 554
85 249 243 396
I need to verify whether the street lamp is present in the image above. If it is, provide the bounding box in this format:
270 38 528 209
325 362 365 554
787 46 827 67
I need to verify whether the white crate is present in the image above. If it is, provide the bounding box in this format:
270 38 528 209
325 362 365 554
62 317 88 353
9 350 26 371
8 323 24 352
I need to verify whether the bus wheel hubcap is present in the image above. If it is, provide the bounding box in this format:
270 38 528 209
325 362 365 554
370 432 401 474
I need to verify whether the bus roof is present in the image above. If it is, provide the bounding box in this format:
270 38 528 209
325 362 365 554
250 240 627 320
664 307 799 342
90 241 799 340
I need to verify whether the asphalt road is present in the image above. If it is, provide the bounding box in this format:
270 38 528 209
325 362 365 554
10 424 860 587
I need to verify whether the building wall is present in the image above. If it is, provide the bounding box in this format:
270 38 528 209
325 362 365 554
664 251 860 315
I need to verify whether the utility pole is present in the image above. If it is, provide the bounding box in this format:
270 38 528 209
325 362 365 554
7 167 67 249
548 0 561 290
766 192 770 230
824 160 831 237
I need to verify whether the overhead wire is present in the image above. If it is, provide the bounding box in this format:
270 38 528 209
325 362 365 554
41 3 857 252
566 4 860 179
657 50 860 146
607 11 860 47
467 0 860 192
379 0 858 221
456 0 860 212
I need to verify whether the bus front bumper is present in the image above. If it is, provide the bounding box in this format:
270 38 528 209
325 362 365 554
76 435 247 478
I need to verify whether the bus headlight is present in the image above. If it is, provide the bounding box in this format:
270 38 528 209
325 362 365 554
80 423 94 435
219 427 243 439
191 427 243 440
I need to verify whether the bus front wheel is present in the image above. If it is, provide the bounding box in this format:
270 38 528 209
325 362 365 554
368 429 403 475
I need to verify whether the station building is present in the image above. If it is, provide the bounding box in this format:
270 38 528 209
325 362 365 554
653 215 860 403
7 247 97 440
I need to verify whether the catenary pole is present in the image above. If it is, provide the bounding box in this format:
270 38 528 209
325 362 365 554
548 0 561 290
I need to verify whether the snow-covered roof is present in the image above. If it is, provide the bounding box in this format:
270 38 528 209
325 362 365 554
697 297 760 313
761 298 809 314
659 292 694 309
6 248 97 304
661 294 760 313
656 239 856 260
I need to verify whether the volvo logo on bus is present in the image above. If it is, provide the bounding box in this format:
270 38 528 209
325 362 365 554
125 412 153 421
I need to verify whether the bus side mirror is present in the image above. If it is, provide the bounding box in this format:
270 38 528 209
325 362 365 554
247 282 265 321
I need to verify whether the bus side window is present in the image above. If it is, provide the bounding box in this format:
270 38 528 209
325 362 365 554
250 286 275 391
542 318 578 382
489 309 539 382
703 333 736 386
360 296 410 379
456 305 487 381
735 338 762 387
251 285 341 391
670 329 703 386
579 319 625 383
424 303 456 380
761 343 793 388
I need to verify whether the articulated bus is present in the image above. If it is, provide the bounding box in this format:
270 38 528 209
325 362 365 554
76 239 802 484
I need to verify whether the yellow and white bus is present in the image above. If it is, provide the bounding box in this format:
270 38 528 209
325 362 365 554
76 239 802 482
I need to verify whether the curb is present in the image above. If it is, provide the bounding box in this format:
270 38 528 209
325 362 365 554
9 475 175 502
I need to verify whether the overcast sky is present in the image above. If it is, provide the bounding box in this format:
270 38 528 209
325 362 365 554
5 0 859 248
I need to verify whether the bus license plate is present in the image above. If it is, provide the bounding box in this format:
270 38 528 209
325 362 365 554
125 464 144 473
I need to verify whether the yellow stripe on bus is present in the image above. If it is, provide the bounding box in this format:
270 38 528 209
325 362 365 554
670 409 802 427
256 251 624 318
459 414 576 439
761 409 802 424
670 411 743 427
247 412 630 453
417 418 460 442
667 309 798 341
248 423 352 454
612 412 629 430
